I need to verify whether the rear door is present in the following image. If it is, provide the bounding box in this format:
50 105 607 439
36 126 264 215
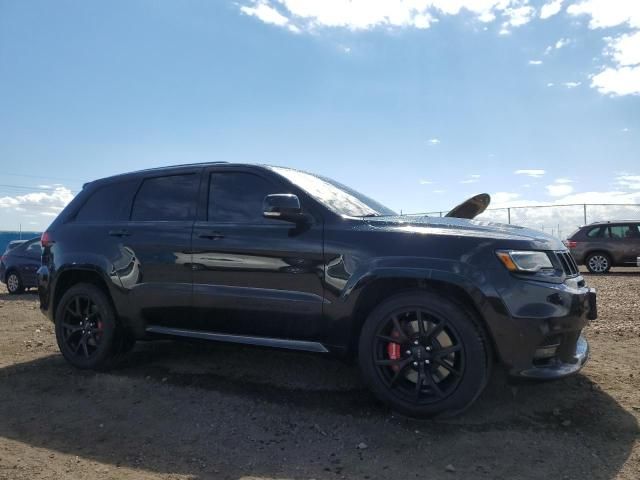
121 170 201 327
190 166 325 341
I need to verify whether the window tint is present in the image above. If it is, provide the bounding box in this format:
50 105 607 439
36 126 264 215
208 172 281 223
131 174 199 221
587 227 604 238
608 225 639 239
75 180 139 222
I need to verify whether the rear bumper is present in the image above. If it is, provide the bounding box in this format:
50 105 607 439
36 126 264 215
37 265 54 321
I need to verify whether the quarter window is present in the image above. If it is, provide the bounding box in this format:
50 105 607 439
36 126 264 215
131 174 199 221
75 180 139 222
587 227 604 238
208 172 281 224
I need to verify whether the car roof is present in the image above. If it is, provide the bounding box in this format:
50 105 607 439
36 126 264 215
83 162 272 188
586 220 640 226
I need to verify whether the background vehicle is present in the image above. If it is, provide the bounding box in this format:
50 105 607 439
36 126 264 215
565 221 640 274
37 163 596 417
1 237 42 294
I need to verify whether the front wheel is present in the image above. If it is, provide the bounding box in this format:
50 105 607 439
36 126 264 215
358 291 490 418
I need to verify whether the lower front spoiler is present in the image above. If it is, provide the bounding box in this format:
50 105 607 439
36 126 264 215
514 334 589 380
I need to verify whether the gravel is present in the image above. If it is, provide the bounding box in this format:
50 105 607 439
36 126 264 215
0 274 638 480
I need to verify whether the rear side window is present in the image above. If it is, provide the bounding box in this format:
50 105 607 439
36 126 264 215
608 225 639 239
208 172 280 224
26 241 42 254
75 180 139 222
131 174 199 221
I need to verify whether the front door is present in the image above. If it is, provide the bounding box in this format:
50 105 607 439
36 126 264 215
190 167 325 341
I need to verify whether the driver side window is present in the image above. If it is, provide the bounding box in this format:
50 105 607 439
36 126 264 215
208 172 284 224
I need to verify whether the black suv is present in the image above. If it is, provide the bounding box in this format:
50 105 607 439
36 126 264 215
38 163 596 417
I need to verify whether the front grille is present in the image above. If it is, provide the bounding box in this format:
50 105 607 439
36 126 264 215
556 251 579 277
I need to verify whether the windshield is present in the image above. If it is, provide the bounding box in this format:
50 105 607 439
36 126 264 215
269 166 397 217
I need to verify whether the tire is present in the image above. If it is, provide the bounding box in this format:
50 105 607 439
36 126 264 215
54 283 122 370
6 271 24 294
358 291 491 418
585 252 611 274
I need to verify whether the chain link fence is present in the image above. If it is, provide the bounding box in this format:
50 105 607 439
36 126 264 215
408 203 640 239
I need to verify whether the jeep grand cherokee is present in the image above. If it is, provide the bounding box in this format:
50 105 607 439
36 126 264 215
37 163 597 417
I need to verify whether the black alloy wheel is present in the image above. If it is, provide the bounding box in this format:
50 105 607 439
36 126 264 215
373 308 464 404
55 283 120 370
359 291 490 418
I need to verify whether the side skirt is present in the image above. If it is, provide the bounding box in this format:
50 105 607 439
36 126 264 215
145 325 329 353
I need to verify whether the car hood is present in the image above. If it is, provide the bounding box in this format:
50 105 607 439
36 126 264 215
362 215 563 248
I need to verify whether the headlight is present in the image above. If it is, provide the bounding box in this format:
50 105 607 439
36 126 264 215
496 250 553 273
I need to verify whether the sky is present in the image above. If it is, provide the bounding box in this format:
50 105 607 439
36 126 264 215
0 0 639 233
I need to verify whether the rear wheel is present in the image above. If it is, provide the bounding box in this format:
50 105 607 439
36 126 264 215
54 283 122 370
358 291 490 418
6 271 24 294
585 252 611 274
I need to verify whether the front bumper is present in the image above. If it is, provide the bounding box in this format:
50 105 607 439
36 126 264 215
490 276 596 380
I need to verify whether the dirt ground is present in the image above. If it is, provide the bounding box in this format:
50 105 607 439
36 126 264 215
0 271 638 480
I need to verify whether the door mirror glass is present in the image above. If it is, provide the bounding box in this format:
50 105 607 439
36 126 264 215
263 194 305 222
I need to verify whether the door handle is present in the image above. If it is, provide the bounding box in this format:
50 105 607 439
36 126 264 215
198 231 225 240
108 229 131 237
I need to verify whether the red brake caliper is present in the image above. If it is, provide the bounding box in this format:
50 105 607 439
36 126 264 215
96 320 103 340
386 329 402 372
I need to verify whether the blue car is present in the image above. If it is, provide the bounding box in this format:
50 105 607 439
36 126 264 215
0 237 42 294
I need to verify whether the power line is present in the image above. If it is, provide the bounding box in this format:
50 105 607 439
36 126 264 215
1 172 84 182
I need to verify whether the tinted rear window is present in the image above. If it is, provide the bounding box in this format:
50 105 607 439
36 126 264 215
587 227 605 238
75 180 139 222
131 174 199 221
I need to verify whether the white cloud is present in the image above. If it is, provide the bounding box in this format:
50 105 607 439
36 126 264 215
491 191 521 206
515 169 546 177
622 127 630 132
240 1 300 32
237 1 540 33
555 37 570 49
568 2 640 96
427 138 441 145
547 82 555 86
540 0 563 19
563 81 582 88
433 189 447 194
567 0 640 29
616 175 640 189
529 59 543 65
419 179 434 185
0 186 74 217
546 178 575 197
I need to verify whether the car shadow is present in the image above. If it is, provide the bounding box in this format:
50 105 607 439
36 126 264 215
0 342 637 479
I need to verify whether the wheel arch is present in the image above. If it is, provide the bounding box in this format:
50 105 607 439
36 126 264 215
52 267 118 321
346 273 495 360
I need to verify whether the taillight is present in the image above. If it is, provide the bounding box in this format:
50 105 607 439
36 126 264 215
41 231 54 248
563 240 578 248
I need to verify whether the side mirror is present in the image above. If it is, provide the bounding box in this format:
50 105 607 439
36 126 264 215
263 194 306 223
